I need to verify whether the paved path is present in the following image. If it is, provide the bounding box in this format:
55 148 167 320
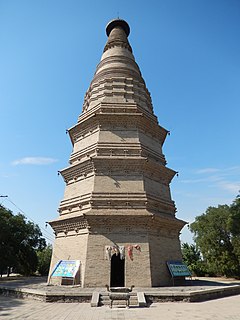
1 294 240 320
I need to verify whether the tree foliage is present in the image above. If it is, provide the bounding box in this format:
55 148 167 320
37 244 52 276
190 195 240 277
228 195 240 264
181 243 205 276
0 204 46 276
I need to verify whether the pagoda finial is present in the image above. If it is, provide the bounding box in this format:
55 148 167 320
104 18 132 53
106 19 130 37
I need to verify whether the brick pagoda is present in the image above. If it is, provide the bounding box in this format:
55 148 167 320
49 19 186 287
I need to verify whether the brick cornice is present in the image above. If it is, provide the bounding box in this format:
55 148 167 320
68 113 167 147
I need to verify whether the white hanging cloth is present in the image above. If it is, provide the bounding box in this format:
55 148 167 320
119 246 125 260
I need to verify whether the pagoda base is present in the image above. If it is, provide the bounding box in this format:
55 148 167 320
49 214 184 287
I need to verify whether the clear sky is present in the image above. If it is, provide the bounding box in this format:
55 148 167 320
1 0 240 244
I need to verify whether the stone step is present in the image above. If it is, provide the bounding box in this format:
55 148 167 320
101 300 138 304
99 293 138 307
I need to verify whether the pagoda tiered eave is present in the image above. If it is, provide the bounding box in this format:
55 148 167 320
67 103 169 147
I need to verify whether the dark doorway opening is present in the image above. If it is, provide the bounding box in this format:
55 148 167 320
110 253 125 287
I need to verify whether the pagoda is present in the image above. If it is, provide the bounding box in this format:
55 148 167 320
49 19 186 287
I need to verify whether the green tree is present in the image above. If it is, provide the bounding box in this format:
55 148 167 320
0 206 16 276
0 205 46 276
190 202 240 277
228 195 240 265
37 244 52 276
181 243 206 276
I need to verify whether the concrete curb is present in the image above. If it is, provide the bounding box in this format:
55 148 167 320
145 285 240 303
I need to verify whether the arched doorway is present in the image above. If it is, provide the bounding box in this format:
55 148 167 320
110 253 125 287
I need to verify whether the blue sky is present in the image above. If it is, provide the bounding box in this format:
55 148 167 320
0 0 240 244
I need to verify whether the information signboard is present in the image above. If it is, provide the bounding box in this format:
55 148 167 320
51 260 80 278
167 261 191 278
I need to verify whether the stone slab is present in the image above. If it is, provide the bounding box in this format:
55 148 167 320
91 291 100 307
137 291 147 307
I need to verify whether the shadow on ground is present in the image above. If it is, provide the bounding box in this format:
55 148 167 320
0 276 47 288
185 279 240 287
0 296 25 317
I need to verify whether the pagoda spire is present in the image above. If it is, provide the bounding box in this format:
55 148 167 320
82 19 153 114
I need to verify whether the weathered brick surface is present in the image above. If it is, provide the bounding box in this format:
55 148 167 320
49 232 88 285
149 233 183 286
82 231 152 287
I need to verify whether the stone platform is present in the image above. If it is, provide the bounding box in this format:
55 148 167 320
0 276 240 305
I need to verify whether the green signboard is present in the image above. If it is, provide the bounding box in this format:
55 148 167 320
167 261 191 277
51 260 80 278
